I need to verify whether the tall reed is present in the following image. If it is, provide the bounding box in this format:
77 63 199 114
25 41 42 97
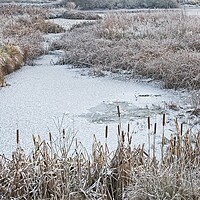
0 108 199 199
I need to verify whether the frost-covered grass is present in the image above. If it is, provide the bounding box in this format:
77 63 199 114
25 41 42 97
0 114 199 199
53 11 200 90
0 4 64 85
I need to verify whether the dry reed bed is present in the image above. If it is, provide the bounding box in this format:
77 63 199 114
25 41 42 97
0 4 47 17
0 5 64 86
53 11 200 90
0 112 199 199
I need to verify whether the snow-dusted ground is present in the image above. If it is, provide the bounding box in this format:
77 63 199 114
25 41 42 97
0 18 199 158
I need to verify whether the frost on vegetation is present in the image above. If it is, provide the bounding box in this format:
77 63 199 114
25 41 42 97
0 4 65 81
0 119 199 199
53 11 200 90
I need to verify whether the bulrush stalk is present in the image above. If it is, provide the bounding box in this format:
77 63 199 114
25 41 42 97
117 105 121 139
147 112 151 159
153 122 157 161
161 113 166 164
16 129 19 147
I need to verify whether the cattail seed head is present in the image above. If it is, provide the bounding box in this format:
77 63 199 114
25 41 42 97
148 116 150 130
163 113 166 127
16 129 19 145
105 125 108 139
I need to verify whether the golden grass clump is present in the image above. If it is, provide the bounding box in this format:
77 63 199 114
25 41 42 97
0 44 24 83
54 11 200 90
0 112 199 199
0 44 24 73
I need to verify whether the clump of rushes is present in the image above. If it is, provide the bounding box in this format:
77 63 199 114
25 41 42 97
54 11 200 90
97 12 132 40
0 111 199 199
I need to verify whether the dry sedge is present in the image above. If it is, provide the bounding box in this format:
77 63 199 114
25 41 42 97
54 11 200 90
0 112 199 199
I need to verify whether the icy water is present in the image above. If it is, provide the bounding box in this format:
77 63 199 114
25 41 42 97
0 18 198 158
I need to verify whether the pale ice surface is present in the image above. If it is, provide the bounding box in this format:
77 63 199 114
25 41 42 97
0 18 198 158
0 52 193 158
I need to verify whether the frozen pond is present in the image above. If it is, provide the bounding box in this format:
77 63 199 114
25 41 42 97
0 18 199 158
0 53 194 158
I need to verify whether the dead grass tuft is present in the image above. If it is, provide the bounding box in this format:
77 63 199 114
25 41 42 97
0 44 24 85
97 13 133 40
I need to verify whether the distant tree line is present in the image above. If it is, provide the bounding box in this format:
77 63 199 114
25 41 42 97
60 0 179 9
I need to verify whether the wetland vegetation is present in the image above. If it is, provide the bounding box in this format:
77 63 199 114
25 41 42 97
0 1 199 199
